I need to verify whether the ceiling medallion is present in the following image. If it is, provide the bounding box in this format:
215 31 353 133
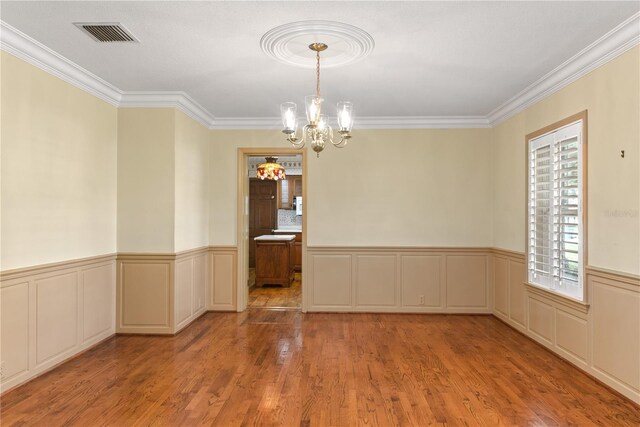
260 20 374 69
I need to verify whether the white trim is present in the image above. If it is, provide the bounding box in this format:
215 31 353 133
120 91 215 128
2 12 638 130
0 21 122 106
488 12 640 126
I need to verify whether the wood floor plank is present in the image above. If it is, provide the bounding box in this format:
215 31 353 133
1 312 639 426
248 272 301 309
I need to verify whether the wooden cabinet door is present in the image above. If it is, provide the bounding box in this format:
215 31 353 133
277 176 301 209
255 239 294 287
249 179 277 268
293 176 303 197
277 179 292 209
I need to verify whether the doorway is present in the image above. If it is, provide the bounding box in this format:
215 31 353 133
236 149 306 312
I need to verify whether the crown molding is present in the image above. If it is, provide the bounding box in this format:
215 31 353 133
487 12 640 126
2 12 638 130
355 116 491 129
210 117 282 130
119 91 215 128
0 21 122 106
209 116 491 129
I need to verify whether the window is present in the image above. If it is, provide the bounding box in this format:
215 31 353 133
527 112 586 301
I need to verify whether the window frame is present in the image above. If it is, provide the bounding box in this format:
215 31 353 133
525 111 588 303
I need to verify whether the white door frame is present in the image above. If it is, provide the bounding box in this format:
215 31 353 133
236 147 308 312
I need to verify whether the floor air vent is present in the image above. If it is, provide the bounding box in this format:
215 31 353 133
74 23 138 43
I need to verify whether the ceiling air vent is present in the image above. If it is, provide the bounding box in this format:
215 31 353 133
74 22 138 43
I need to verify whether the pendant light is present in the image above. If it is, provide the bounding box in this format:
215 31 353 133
256 157 286 180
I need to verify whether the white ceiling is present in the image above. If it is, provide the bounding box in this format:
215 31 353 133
1 1 638 122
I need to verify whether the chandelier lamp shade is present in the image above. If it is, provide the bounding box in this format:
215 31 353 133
281 42 354 157
256 157 286 181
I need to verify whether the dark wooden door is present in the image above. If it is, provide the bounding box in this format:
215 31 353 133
249 179 277 268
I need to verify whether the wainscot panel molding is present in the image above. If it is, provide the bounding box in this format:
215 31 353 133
117 253 174 335
175 248 209 333
1 254 116 393
307 247 492 313
117 248 209 335
208 246 237 312
491 248 640 404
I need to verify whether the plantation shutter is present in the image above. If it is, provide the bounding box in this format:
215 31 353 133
528 121 583 300
528 133 555 288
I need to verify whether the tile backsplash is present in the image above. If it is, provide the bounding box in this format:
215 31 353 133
278 209 302 227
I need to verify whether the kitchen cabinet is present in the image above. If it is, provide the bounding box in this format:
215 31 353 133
272 231 302 271
277 176 302 209
254 235 295 287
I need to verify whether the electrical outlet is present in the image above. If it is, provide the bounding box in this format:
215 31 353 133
0 361 5 379
419 295 425 305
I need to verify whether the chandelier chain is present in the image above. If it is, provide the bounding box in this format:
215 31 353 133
316 49 321 98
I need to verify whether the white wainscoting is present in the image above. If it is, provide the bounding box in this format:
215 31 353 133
1 255 116 393
208 246 237 311
492 248 640 404
307 247 492 313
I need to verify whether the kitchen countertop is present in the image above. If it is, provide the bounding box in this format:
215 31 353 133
273 228 302 233
254 234 296 241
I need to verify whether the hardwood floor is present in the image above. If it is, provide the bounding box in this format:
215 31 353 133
1 312 639 426
248 272 301 308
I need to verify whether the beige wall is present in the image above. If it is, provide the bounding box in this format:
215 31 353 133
117 108 176 253
492 46 640 275
0 52 117 270
209 129 493 247
174 111 210 252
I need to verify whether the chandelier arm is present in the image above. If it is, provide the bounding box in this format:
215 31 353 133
287 130 305 149
290 138 305 149
287 136 305 149
332 136 348 148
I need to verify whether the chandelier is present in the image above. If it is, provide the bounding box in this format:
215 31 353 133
281 42 354 157
256 157 286 180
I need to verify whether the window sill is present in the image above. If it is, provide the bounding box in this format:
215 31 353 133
524 282 590 314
